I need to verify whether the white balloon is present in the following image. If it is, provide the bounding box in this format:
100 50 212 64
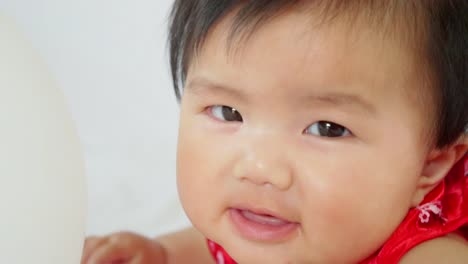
0 15 86 263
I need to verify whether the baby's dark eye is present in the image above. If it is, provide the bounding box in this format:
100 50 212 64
209 105 243 122
304 121 351 138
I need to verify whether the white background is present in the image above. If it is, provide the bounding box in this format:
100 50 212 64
0 0 189 237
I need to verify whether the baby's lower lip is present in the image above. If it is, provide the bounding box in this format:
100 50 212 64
229 208 298 242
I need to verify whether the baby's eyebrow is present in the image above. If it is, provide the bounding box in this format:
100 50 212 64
302 93 377 116
186 76 376 116
185 77 248 102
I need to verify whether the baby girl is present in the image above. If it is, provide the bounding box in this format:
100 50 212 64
82 1 468 263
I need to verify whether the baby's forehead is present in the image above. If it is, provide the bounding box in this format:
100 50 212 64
192 16 428 114
184 1 434 108
199 3 426 76
199 1 426 59
196 10 422 92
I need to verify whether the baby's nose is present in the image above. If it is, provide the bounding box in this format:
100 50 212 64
233 145 293 191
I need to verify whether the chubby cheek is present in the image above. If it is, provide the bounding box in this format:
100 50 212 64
298 151 420 260
176 111 228 234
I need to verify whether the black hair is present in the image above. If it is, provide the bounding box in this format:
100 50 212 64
168 0 467 148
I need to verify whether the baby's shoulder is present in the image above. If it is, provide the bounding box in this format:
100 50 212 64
400 233 468 263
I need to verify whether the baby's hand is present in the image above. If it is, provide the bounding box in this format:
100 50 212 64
81 231 166 264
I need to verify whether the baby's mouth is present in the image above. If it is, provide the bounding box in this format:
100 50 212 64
229 208 299 242
240 209 291 226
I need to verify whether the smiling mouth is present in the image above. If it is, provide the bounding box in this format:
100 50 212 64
229 208 299 242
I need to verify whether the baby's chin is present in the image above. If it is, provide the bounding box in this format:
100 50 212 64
225 245 294 263
212 233 302 263
217 232 372 264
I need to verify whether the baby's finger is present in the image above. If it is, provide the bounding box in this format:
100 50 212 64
81 237 108 264
86 242 133 264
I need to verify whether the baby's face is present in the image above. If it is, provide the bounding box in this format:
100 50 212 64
176 10 432 263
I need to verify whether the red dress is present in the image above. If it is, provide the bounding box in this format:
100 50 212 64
207 155 468 264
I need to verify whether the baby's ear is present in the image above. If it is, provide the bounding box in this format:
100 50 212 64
411 137 468 207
